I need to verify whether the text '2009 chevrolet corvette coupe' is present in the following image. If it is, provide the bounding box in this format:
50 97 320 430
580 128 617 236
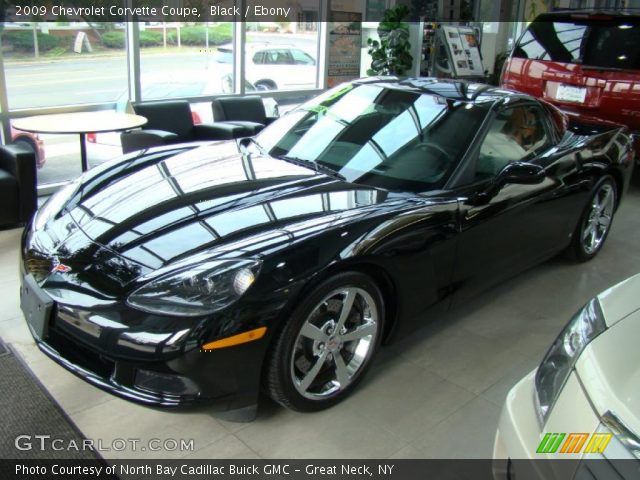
20 78 634 417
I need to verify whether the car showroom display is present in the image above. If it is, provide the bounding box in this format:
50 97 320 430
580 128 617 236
494 273 640 478
19 78 634 417
430 25 485 80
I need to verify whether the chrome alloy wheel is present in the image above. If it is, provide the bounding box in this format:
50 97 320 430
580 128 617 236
290 287 379 400
582 183 615 255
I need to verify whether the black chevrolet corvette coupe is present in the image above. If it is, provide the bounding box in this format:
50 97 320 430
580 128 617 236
20 78 634 417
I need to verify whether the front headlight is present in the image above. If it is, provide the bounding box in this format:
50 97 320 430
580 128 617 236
34 179 80 230
127 259 261 317
535 298 607 422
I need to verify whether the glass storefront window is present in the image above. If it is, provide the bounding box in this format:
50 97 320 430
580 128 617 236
11 110 124 187
244 3 320 92
10 128 82 186
1 7 324 192
2 22 127 109
140 22 235 101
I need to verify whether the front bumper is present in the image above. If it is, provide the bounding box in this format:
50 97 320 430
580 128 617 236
493 370 572 480
493 370 541 479
493 368 607 480
20 271 272 412
35 339 196 407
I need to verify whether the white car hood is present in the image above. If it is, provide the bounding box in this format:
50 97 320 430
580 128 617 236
575 308 640 439
596 272 640 327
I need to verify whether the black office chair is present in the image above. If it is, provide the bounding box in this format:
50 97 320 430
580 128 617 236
211 96 277 137
0 144 37 227
120 100 244 154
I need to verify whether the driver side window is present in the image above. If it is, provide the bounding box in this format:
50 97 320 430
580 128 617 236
475 106 549 181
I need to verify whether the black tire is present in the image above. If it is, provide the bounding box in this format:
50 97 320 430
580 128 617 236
568 175 617 262
265 271 385 412
255 80 277 91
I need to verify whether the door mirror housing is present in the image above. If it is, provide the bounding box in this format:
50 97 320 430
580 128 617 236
470 162 545 205
496 161 545 186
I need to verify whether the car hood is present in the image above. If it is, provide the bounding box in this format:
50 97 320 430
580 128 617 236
62 142 400 270
576 308 640 441
597 272 640 327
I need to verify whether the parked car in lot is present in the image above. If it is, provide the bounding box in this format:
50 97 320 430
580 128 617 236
20 78 633 418
501 12 640 157
209 43 317 91
494 273 640 479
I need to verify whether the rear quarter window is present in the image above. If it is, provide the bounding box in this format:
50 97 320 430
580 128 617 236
513 20 640 71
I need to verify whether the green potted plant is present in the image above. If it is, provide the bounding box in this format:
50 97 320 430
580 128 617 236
366 5 413 76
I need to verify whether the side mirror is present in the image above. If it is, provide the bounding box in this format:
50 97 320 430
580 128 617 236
496 161 545 186
471 162 545 205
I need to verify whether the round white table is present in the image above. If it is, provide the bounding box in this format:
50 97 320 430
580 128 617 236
13 111 147 172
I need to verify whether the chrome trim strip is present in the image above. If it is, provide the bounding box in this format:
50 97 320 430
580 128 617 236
601 410 640 460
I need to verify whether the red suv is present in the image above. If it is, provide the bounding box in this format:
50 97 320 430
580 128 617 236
501 12 640 152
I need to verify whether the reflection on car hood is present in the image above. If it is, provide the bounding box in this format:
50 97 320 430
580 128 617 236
66 143 397 269
576 308 640 443
597 272 640 327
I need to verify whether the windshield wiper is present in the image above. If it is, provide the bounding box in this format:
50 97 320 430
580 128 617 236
240 140 347 182
276 155 346 181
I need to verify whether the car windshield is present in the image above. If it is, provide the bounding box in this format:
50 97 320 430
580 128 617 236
254 82 487 192
514 19 640 70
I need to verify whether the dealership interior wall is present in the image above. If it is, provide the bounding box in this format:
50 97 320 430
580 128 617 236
2 0 640 464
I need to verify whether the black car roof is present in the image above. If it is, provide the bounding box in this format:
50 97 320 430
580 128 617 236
352 76 530 107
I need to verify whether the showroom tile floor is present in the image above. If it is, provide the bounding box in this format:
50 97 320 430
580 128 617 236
2 181 640 460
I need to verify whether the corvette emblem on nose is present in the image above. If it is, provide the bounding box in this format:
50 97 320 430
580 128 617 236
51 258 72 273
